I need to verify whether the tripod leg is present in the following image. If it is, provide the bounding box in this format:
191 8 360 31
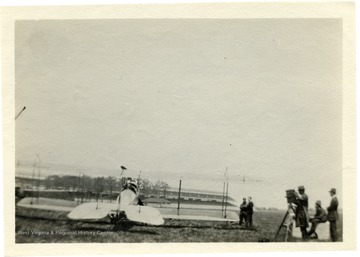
274 211 289 241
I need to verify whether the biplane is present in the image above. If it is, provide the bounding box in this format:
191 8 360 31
17 177 239 231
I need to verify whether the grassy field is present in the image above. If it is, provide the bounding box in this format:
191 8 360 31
15 207 342 243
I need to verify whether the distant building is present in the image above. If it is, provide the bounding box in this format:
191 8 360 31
142 187 236 206
15 174 45 189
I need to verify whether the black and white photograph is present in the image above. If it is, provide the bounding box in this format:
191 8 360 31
1 2 356 256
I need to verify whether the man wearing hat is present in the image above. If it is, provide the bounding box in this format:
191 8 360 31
247 196 254 228
327 188 339 242
294 186 309 240
239 198 248 226
308 200 327 238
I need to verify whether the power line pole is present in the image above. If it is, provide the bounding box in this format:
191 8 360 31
37 154 41 202
30 164 35 205
224 167 229 218
81 174 84 203
78 172 82 204
177 179 182 216
224 181 229 218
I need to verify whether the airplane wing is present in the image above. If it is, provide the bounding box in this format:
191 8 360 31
17 197 77 212
67 202 164 225
67 202 117 220
125 205 164 225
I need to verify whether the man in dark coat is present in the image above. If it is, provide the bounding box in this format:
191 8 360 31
327 188 339 242
239 198 247 226
247 196 254 228
294 185 309 240
308 200 327 238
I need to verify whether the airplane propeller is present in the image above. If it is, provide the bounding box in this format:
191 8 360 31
120 166 127 176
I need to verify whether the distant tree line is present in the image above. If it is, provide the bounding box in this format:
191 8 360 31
43 175 169 197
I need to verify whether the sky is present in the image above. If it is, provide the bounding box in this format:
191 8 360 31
15 19 342 209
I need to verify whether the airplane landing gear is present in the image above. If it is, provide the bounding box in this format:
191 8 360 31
109 211 135 231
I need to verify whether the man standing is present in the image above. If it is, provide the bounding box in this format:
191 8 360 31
294 185 309 240
239 198 247 226
247 196 254 228
308 200 327 238
327 188 339 242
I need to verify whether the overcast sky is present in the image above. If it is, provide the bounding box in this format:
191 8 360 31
15 19 342 208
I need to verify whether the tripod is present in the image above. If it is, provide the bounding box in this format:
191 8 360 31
274 204 295 242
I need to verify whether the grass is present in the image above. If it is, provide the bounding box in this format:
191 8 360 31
15 207 342 243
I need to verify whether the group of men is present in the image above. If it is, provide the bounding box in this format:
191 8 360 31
239 196 254 228
294 186 339 241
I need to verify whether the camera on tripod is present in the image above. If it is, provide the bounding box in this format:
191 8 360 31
286 189 296 204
